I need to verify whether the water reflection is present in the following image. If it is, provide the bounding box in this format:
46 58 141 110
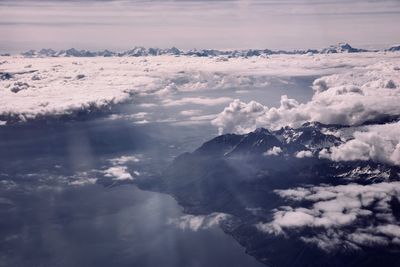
1 184 266 267
0 122 265 267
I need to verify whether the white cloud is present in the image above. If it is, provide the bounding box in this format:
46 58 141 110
257 182 400 251
60 170 100 187
2 53 399 123
69 177 97 186
179 109 203 116
171 114 218 126
321 121 400 166
212 99 268 135
138 103 157 108
168 213 230 231
264 146 283 156
128 112 148 119
103 166 134 181
103 155 141 181
188 114 218 122
162 97 233 107
213 60 400 134
108 155 140 165
295 150 313 158
106 113 149 122
0 180 17 191
133 119 149 124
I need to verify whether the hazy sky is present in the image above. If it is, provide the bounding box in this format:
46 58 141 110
1 0 399 52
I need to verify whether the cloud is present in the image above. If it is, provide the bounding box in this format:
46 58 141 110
102 154 141 181
103 166 134 180
295 150 313 158
0 180 17 191
62 170 99 187
0 55 270 122
264 146 282 156
69 177 97 186
320 121 400 166
1 53 399 124
168 212 230 231
213 60 400 134
162 97 233 107
107 112 150 122
128 112 148 119
179 109 203 116
212 99 268 134
108 155 140 165
138 103 157 108
133 119 149 124
171 114 218 126
257 181 400 251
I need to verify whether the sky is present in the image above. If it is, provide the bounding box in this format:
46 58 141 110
0 0 399 52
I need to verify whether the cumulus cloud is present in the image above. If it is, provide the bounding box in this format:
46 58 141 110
103 154 141 181
321 121 400 166
212 99 268 134
295 150 313 158
103 166 134 181
264 146 283 156
213 61 400 134
257 182 400 251
168 213 230 231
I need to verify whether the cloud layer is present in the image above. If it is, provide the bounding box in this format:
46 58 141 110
3 52 399 123
213 60 400 134
257 182 400 251
320 122 400 166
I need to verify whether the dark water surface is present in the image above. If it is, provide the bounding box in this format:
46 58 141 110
0 77 314 267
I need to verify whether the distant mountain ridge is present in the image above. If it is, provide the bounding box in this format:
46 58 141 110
17 43 400 58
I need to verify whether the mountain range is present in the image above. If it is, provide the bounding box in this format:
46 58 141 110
136 121 400 267
18 43 400 58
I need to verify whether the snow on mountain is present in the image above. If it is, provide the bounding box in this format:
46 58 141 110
18 43 398 59
21 47 182 58
387 45 400 52
320 42 369 53
197 122 342 158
